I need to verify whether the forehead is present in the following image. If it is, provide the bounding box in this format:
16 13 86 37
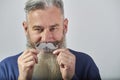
27 6 63 26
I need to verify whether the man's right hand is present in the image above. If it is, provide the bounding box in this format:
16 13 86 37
17 49 38 80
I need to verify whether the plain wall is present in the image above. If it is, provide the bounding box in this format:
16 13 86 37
0 0 120 79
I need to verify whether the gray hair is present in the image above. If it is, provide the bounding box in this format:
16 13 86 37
24 0 64 16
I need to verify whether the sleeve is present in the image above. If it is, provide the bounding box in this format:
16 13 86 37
87 56 101 80
0 61 7 80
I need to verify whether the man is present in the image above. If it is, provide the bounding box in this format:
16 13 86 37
0 0 101 80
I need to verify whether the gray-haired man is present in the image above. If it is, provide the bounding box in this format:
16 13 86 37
0 0 101 80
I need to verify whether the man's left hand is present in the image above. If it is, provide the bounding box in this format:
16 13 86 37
53 49 76 80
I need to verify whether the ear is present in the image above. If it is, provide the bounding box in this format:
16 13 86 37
63 18 68 34
23 21 28 35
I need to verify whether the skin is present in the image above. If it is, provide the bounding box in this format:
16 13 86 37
18 6 76 80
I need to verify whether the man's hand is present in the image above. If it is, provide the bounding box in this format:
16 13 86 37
53 49 76 80
17 49 38 80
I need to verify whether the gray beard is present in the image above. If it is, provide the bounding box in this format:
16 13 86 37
32 51 62 80
26 33 66 80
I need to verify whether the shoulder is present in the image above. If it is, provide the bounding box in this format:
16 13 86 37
69 49 93 62
69 49 97 67
0 53 22 65
0 53 22 71
0 52 22 70
69 49 101 80
0 53 22 80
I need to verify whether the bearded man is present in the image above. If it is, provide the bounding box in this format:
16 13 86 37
0 0 101 80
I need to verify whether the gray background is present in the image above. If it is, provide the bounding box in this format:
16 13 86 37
0 0 120 79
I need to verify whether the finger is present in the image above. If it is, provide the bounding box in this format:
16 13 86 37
60 60 69 69
24 60 36 68
57 52 70 67
57 52 69 61
22 52 38 63
56 52 75 69
23 55 35 63
58 58 70 70
29 49 38 63
21 49 38 57
22 49 38 62
53 49 64 55
53 48 68 55
29 49 38 55
20 50 29 57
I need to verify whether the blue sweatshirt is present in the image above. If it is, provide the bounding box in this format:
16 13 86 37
0 49 101 80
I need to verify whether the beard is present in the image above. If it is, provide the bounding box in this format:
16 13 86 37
26 31 66 80
32 52 62 80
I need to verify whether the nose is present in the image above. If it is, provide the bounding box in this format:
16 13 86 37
41 29 54 42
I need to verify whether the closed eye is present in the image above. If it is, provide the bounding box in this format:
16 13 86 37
50 24 59 32
32 25 44 33
50 26 58 31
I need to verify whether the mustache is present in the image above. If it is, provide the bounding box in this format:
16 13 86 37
35 41 61 53
26 37 65 51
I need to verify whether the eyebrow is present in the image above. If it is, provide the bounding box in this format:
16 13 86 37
50 24 59 28
32 24 59 29
32 25 43 29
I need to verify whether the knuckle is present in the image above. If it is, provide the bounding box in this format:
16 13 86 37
31 56 34 59
28 61 35 66
29 52 33 55
25 49 29 53
22 65 28 70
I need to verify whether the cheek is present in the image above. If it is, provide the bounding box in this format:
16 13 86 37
53 30 64 41
29 32 40 43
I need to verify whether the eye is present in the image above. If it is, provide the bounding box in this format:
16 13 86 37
34 27 44 33
50 26 58 32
